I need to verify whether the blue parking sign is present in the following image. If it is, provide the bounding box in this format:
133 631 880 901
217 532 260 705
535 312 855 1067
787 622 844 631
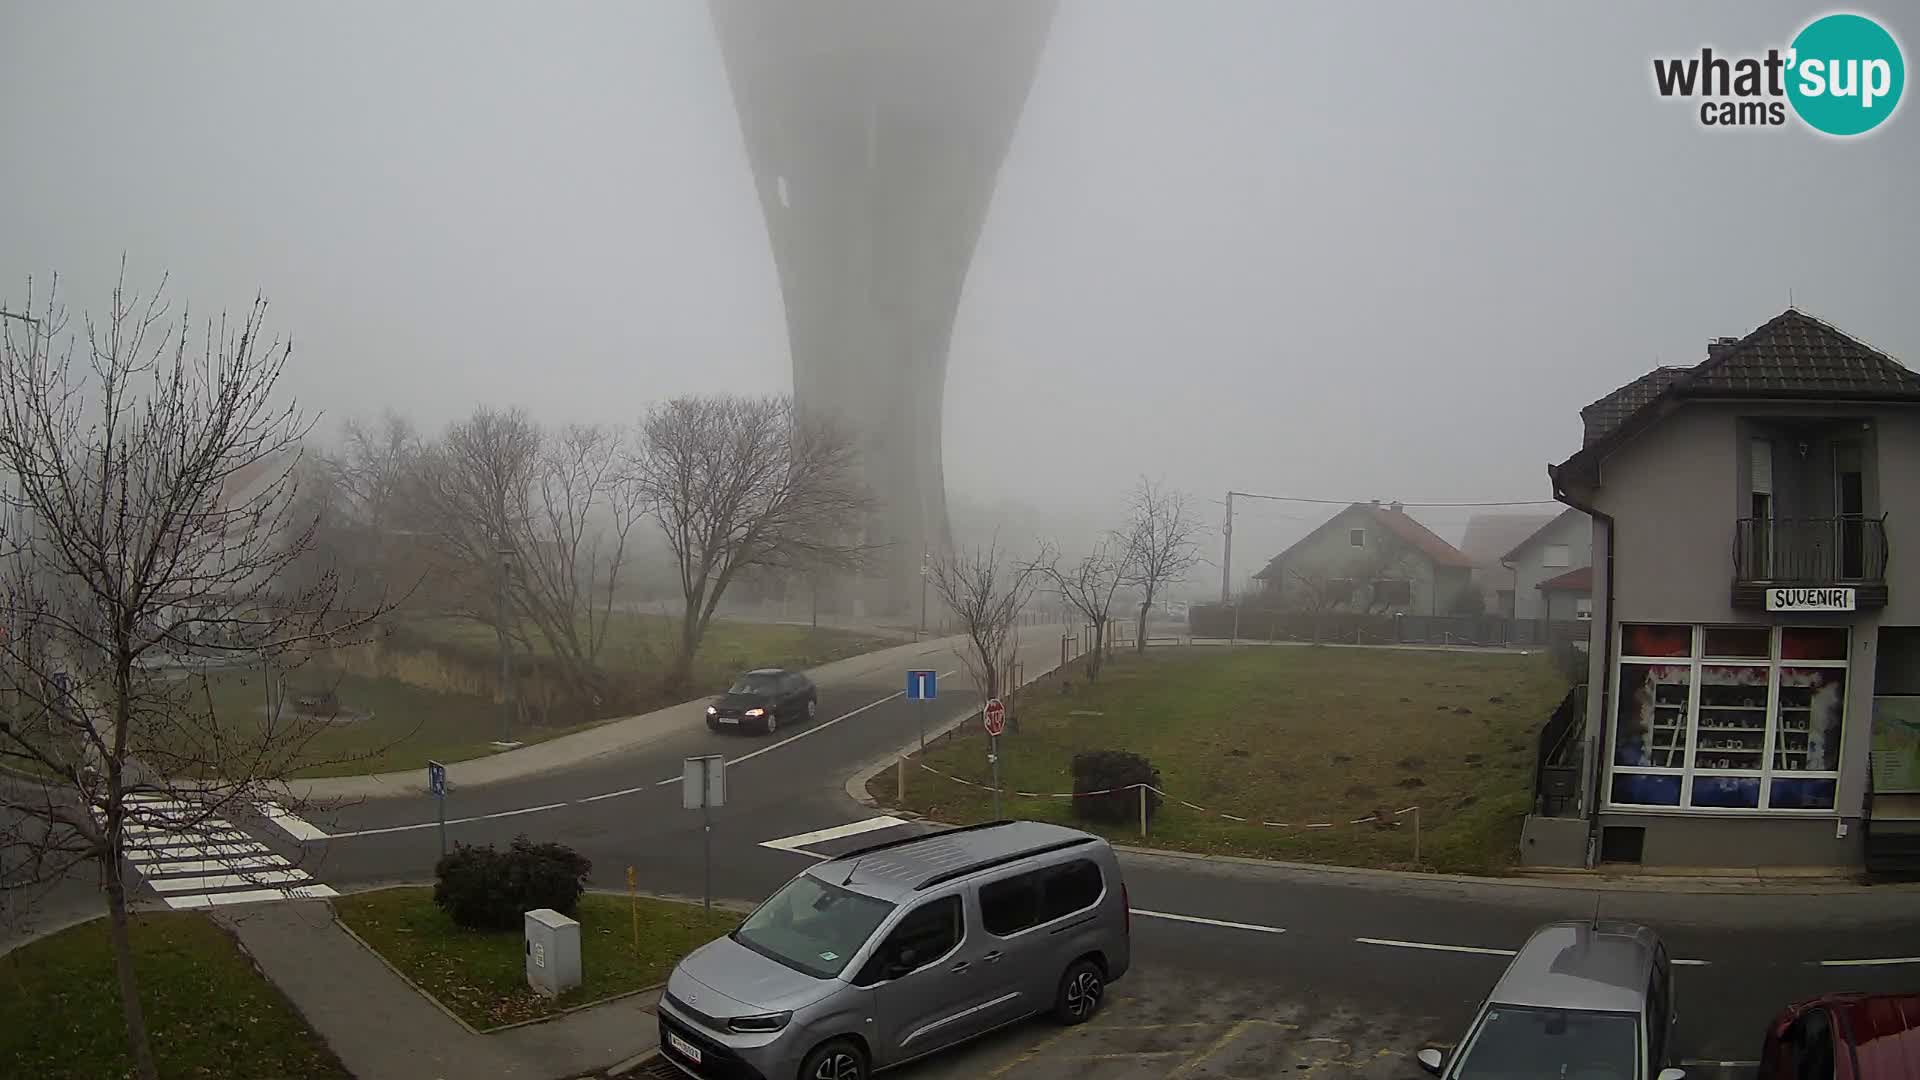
907 670 937 701
427 760 447 799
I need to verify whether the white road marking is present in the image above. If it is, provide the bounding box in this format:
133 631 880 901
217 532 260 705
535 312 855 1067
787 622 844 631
134 856 286 875
1132 910 1287 935
1672 958 1712 966
164 884 339 910
147 869 312 892
260 801 330 841
1681 1061 1761 1070
126 830 255 847
578 786 649 803
1817 955 1920 967
324 801 571 840
651 670 961 785
125 843 271 861
1356 937 1516 957
761 816 910 853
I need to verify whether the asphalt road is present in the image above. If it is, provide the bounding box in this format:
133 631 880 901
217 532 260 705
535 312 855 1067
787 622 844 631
39 633 1920 1076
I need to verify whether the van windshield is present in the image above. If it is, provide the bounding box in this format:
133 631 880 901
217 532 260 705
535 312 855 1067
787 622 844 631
732 874 895 979
1453 1005 1640 1080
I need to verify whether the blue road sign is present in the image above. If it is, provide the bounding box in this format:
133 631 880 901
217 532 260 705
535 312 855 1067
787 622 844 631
427 760 447 799
907 669 937 701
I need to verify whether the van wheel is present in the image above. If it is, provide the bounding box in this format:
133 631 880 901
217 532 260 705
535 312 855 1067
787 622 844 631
1053 958 1104 1024
800 1038 867 1080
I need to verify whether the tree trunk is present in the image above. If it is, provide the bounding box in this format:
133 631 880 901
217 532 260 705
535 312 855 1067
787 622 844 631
104 867 160 1080
1135 596 1150 654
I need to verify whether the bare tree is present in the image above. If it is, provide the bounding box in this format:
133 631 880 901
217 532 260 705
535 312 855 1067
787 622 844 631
635 394 869 691
0 274 379 1080
1119 478 1201 653
1040 537 1131 681
926 539 1040 710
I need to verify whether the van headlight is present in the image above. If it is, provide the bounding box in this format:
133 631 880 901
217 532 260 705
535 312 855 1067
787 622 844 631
727 1011 791 1033
744 708 765 718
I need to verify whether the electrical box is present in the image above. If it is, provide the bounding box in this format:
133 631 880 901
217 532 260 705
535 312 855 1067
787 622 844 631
524 908 581 998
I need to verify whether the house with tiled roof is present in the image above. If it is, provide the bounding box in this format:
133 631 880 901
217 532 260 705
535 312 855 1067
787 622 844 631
1252 500 1476 615
1459 512 1559 616
1523 309 1920 876
1497 507 1593 622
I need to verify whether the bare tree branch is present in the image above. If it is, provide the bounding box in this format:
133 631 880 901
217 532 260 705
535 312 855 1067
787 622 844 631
1118 478 1201 653
927 539 1040 711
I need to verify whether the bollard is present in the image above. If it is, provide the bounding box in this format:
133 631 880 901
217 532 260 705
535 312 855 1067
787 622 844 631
1413 806 1422 867
1138 785 1149 838
897 756 907 803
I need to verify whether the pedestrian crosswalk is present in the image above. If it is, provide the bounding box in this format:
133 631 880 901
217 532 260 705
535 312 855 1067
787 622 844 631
759 815 931 860
122 795 337 910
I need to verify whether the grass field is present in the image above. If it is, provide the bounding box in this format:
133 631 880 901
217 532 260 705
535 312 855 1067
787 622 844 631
335 887 738 1030
0 912 349 1080
871 645 1569 875
189 614 894 777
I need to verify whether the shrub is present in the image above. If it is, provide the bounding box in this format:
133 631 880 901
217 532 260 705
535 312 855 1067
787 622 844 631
1069 750 1162 827
432 834 592 930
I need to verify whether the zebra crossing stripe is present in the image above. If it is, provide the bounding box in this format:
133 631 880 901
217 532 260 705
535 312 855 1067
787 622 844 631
163 884 339 910
135 856 286 876
146 870 312 892
125 843 271 861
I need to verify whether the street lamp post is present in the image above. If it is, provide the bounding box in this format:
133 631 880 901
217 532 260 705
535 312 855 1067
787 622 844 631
918 551 928 641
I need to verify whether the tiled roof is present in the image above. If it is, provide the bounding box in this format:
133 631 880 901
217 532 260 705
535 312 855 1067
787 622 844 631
1537 566 1593 593
1460 513 1559 569
1581 367 1690 447
1559 308 1920 478
1256 503 1474 578
1501 508 1584 563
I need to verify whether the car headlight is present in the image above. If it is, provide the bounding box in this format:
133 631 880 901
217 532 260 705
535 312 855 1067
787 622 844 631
706 706 717 715
727 1011 792 1034
744 708 765 717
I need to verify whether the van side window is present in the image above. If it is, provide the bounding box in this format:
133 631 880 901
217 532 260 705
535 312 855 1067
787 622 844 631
1041 859 1104 922
1794 1009 1835 1080
1645 970 1668 1068
853 895 962 986
979 871 1044 936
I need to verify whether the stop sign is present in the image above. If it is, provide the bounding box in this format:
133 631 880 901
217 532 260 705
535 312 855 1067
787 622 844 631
983 698 1006 736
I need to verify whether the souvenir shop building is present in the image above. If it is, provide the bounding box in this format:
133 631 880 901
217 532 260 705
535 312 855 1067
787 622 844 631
1528 309 1920 869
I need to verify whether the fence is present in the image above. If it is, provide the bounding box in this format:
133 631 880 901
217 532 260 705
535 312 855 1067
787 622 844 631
1186 604 1592 649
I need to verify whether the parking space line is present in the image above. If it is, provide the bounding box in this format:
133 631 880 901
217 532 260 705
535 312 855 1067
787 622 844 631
1132 909 1286 935
1817 955 1920 967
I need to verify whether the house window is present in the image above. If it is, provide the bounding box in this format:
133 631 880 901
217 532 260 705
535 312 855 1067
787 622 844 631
1371 578 1412 608
1575 597 1593 620
1348 528 1365 548
1607 623 1847 813
1543 544 1571 569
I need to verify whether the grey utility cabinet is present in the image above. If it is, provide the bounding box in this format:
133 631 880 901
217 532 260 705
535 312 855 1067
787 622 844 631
524 908 582 998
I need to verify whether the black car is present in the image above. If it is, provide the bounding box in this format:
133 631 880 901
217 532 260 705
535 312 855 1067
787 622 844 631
706 668 818 734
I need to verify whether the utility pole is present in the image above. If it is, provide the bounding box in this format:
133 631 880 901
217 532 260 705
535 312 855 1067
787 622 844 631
1219 491 1233 604
496 547 515 745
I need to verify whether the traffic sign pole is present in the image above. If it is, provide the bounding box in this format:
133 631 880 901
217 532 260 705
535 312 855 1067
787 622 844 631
989 735 1002 820
428 760 448 856
983 698 1006 818
907 670 937 752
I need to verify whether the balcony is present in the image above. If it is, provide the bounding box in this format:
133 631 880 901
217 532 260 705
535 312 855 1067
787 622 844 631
1732 516 1888 610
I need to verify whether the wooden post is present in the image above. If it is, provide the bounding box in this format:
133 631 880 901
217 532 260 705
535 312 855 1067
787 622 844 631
626 866 638 949
897 756 907 803
1413 807 1422 867
1138 785 1149 838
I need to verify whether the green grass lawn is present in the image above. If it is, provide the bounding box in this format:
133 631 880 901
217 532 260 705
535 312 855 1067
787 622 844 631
0 912 350 1080
871 646 1569 875
334 887 739 1030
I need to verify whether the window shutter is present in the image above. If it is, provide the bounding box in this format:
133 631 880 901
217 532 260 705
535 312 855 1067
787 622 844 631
1750 438 1773 495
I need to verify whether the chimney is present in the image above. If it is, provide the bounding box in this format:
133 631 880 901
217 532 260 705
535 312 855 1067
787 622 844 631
1389 501 1405 513
1369 499 1381 509
1707 336 1740 361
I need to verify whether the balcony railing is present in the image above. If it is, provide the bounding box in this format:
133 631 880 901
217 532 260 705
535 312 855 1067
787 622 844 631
1733 516 1888 584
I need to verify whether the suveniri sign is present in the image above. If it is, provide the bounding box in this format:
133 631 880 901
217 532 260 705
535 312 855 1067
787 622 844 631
1766 587 1857 611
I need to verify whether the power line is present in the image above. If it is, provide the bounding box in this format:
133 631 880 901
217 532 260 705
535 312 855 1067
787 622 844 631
1224 491 1560 509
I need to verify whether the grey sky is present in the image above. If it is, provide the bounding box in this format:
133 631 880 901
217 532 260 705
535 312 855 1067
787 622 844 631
3 1 1915 585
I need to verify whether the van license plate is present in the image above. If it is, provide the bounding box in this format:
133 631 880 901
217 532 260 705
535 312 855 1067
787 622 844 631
667 1031 701 1064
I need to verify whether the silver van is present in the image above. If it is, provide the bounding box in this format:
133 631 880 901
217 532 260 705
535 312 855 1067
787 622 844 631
658 820 1132 1080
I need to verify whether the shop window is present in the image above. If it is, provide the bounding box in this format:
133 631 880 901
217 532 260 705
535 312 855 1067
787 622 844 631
1622 624 1691 658
1775 667 1846 772
1614 664 1692 767
1610 773 1680 807
1689 776 1760 809
1782 627 1849 661
1704 626 1771 659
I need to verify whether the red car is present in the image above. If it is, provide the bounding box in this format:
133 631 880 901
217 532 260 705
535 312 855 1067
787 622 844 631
1761 993 1920 1079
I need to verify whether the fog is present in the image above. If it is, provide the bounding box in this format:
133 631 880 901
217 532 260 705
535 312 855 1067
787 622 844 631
3 1 1915 590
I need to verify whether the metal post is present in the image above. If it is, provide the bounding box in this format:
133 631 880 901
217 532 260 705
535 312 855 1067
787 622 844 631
897 756 906 802
1138 784 1148 838
989 734 1002 820
436 790 447 857
918 700 926 753
918 551 928 641
702 798 712 915
1413 806 1422 867
1220 491 1234 604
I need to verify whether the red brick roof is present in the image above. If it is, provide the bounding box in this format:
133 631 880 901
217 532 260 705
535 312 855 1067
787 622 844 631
1365 505 1476 569
1537 566 1593 593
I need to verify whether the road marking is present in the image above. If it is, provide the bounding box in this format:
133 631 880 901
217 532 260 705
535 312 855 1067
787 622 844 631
260 801 330 841
652 671 960 785
1132 910 1286 935
1681 1061 1761 1070
132 856 286 875
147 869 312 892
1672 958 1711 966
164 884 339 909
578 786 648 803
125 843 271 861
324 801 572 839
761 816 910 854
1355 937 1516 957
1817 955 1920 967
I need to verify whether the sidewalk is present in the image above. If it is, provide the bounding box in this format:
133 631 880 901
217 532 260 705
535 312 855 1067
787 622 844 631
216 898 666 1080
288 628 1065 803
